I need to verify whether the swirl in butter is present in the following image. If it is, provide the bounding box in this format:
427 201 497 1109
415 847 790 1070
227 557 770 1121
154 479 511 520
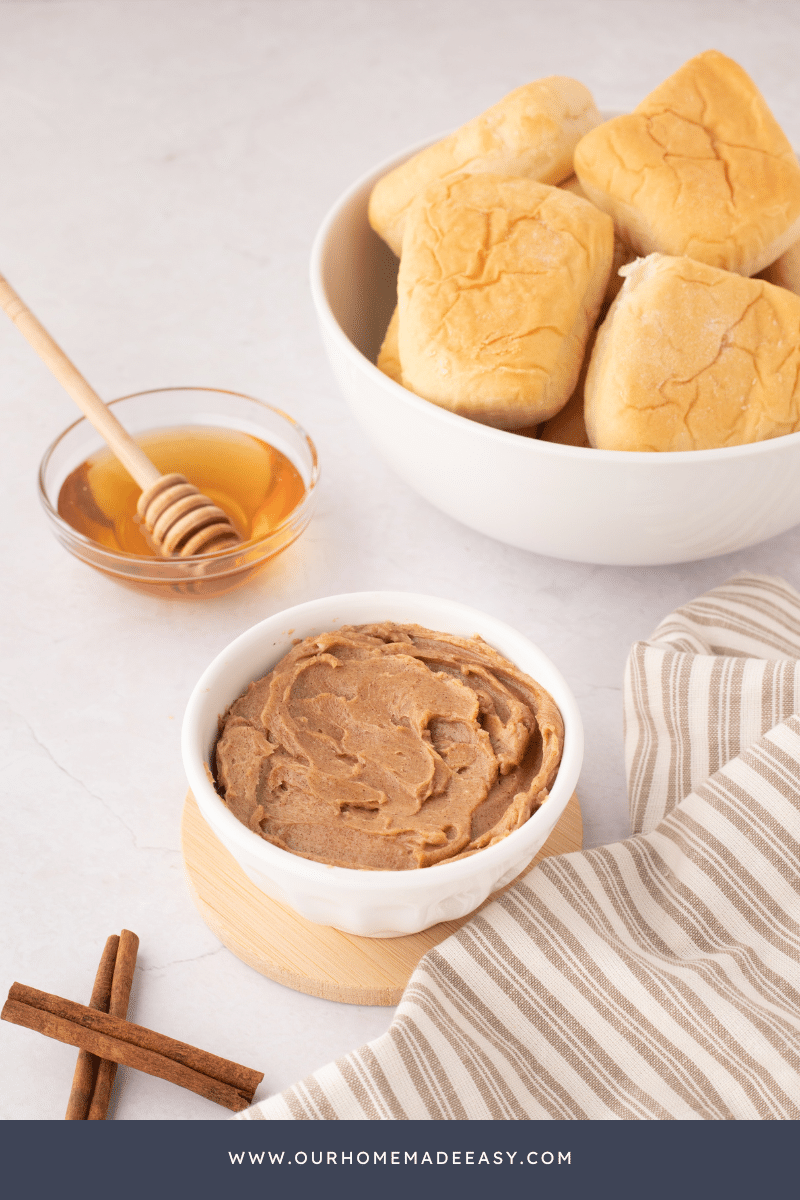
214 622 564 870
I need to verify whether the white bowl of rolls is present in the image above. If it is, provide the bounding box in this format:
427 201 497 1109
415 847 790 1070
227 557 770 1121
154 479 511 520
310 56 800 565
182 591 583 938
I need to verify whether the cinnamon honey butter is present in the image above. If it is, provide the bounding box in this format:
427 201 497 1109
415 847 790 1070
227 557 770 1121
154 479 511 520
213 622 564 870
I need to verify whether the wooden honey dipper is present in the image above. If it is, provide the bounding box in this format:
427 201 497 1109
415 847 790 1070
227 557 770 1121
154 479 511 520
0 273 241 556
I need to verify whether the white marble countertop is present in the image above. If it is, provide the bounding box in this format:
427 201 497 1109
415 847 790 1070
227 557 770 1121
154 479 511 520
3 0 800 1120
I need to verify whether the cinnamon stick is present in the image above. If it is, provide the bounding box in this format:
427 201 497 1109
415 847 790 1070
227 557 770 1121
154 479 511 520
3 983 263 1112
87 929 138 1120
65 935 119 1120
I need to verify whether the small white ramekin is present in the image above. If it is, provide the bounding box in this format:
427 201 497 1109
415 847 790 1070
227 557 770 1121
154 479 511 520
181 591 583 937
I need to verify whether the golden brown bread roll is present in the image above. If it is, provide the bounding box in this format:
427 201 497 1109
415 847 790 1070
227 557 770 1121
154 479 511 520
574 51 800 277
397 173 613 429
537 386 590 447
759 239 800 297
377 305 402 383
369 77 602 256
561 175 635 308
585 254 800 452
377 297 556 442
538 328 596 446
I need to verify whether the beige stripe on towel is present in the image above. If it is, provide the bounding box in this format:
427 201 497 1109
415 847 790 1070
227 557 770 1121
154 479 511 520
236 573 800 1121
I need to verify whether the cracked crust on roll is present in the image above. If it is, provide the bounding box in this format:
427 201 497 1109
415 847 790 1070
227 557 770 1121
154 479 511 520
396 173 613 429
369 76 602 257
584 253 800 452
560 175 637 309
573 50 800 277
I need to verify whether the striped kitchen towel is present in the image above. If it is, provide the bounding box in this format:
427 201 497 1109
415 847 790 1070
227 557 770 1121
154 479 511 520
236 573 800 1120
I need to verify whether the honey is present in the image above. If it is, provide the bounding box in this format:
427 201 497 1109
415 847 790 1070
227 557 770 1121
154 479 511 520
58 425 306 557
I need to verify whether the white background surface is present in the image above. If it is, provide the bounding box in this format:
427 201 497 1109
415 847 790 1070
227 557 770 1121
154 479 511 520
2 0 800 1120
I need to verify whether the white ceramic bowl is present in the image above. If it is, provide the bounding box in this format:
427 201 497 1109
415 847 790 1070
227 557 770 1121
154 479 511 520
182 591 583 937
310 137 800 565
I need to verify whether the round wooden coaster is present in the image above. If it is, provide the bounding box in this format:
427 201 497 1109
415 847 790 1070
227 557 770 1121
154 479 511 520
181 790 582 1007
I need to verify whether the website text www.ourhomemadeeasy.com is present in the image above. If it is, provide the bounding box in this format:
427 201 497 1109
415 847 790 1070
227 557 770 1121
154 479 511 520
228 1149 571 1166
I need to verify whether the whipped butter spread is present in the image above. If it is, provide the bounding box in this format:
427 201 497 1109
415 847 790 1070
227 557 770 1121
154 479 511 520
214 622 564 870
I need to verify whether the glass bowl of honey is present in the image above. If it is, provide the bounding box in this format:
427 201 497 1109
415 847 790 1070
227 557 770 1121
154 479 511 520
38 387 319 598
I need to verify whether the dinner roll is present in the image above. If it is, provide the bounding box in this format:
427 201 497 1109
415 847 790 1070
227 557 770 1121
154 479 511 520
538 386 590 447
759 239 800 297
574 51 800 277
397 173 613 430
585 254 800 451
538 329 595 447
561 175 635 308
369 77 602 256
377 305 402 383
